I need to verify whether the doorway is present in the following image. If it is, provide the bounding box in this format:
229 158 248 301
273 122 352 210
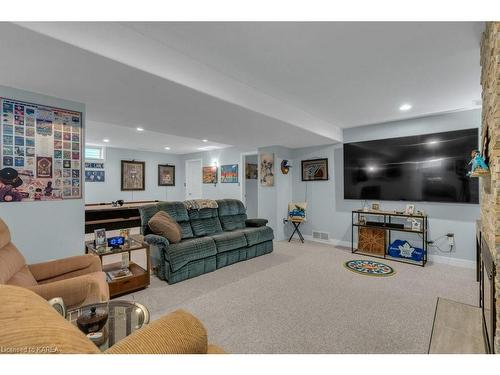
185 159 202 200
244 154 258 218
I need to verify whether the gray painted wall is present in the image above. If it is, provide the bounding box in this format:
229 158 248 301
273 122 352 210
258 146 294 241
0 86 85 263
181 147 253 201
85 146 185 204
244 154 258 218
292 109 481 263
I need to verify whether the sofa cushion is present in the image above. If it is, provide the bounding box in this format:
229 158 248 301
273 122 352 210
239 226 274 246
0 218 11 249
216 199 248 231
148 211 182 244
157 201 194 239
6 265 37 287
165 237 217 272
0 241 27 284
188 208 223 237
157 201 190 222
245 218 268 227
217 199 246 216
210 231 248 253
139 204 160 236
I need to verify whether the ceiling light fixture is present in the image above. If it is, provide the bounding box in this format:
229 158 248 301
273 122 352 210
103 139 110 143
399 103 412 111
164 146 171 150
136 127 144 132
202 139 208 143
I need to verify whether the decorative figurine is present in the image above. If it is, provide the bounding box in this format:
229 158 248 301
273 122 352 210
468 149 489 176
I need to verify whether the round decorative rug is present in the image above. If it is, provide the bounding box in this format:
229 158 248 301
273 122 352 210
344 259 396 277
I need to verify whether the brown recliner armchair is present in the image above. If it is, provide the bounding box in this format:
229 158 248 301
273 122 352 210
0 285 225 354
0 218 109 309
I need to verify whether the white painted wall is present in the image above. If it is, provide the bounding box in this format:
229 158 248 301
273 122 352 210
85 146 185 204
292 109 481 263
258 146 294 241
181 147 253 200
0 86 85 263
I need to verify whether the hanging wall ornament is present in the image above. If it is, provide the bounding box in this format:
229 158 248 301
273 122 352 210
281 159 291 175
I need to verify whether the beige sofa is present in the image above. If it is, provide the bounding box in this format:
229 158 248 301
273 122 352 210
0 285 224 354
0 218 109 309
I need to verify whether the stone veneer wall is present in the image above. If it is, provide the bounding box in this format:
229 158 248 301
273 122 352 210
480 21 500 353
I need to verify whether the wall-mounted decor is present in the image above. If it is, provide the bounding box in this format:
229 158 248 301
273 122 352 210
259 153 274 186
0 97 82 202
281 160 291 175
85 170 105 182
220 164 238 183
158 164 175 186
203 166 217 184
246 163 257 179
121 160 145 191
301 158 329 181
85 162 104 169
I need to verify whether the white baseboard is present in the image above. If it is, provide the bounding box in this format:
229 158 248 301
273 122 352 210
302 235 475 269
427 254 475 269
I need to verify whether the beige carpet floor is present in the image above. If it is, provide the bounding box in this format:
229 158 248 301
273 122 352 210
121 240 477 353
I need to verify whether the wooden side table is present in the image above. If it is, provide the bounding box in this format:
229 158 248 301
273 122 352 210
85 235 150 298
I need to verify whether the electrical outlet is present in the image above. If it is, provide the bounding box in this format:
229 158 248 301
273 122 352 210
447 234 455 246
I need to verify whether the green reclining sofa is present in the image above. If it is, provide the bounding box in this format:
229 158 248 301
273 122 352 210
139 199 274 284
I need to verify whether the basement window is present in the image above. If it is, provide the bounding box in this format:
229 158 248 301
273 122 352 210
85 146 105 160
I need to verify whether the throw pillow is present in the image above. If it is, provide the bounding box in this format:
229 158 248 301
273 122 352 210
148 211 182 244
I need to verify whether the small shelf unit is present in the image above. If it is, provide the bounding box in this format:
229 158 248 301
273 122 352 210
351 210 428 267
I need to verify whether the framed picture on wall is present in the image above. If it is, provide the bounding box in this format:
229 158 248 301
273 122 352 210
203 166 218 184
121 160 145 191
246 163 258 179
158 164 175 186
259 153 274 186
220 164 238 183
301 158 329 181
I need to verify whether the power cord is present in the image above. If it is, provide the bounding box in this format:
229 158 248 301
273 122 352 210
418 233 454 253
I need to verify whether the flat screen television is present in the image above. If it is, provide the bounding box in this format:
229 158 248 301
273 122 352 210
343 128 479 203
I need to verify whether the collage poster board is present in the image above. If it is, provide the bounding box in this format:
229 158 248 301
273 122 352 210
0 97 83 202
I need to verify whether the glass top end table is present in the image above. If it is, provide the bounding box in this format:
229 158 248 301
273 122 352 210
67 300 150 351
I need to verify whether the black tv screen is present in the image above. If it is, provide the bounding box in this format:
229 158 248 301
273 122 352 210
343 128 479 203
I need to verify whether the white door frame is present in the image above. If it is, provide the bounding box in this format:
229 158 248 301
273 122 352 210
240 151 258 204
185 158 203 200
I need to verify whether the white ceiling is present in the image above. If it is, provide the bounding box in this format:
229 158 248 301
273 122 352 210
1 22 484 153
0 23 336 153
121 22 483 127
86 121 230 154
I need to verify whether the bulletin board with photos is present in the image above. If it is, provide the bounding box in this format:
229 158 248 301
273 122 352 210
0 97 83 202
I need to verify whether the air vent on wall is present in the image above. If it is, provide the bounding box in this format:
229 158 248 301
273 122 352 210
312 231 329 241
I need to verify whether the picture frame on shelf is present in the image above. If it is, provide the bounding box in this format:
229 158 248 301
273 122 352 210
121 160 145 191
301 158 329 181
158 164 175 186
94 228 106 249
405 204 415 215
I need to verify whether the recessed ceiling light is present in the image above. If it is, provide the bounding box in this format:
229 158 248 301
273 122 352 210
202 139 208 143
136 127 144 132
103 139 110 143
399 103 412 111
164 146 171 150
